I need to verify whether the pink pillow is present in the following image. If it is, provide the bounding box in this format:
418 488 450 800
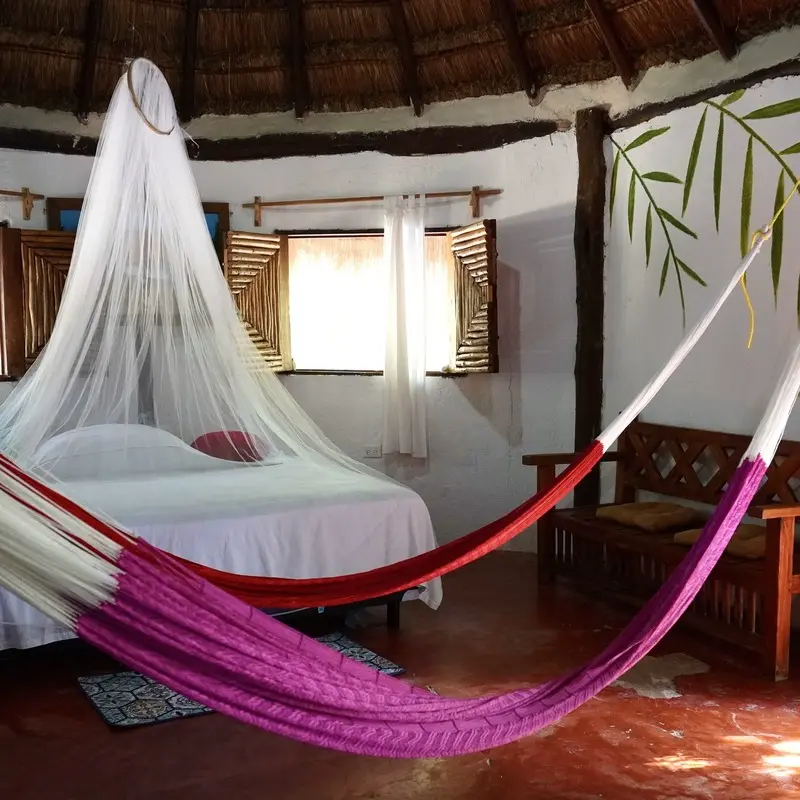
190 431 267 463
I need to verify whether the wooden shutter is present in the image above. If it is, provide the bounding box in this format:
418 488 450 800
224 230 292 372
447 219 498 373
20 230 75 371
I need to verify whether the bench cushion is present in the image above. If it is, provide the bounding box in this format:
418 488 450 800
596 501 705 533
674 523 766 560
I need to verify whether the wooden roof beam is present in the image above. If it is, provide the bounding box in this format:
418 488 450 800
492 0 536 99
389 0 423 116
179 0 201 123
288 0 310 118
76 0 104 120
688 0 737 60
584 0 634 88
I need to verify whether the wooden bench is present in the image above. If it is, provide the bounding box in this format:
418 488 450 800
524 420 800 681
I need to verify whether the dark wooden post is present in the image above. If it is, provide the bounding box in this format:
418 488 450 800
0 227 24 379
763 516 794 680
573 107 607 507
289 0 310 119
179 0 201 123
76 0 104 119
389 0 423 116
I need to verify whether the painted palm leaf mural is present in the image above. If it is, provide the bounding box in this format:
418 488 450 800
609 126 705 325
609 88 800 324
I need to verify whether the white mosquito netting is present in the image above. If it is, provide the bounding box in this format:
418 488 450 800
0 59 391 489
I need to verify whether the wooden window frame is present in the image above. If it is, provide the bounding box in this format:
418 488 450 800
271 226 498 377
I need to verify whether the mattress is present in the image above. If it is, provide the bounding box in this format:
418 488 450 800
0 460 442 650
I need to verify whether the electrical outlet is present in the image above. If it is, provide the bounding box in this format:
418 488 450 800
364 446 382 459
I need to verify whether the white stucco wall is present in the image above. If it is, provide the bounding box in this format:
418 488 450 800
0 132 578 546
604 73 800 447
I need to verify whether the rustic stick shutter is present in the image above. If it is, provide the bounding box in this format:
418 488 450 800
224 230 292 372
20 230 75 371
447 219 498 373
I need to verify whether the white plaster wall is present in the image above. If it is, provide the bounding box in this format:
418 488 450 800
0 132 578 546
604 74 800 453
2 26 799 141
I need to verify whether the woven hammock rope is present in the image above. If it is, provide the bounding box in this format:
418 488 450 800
2 58 800 759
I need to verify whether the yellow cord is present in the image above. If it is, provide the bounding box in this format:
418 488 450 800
740 275 755 349
739 174 800 349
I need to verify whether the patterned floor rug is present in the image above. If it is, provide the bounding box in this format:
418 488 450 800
78 632 404 729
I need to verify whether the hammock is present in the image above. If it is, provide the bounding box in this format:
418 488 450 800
1 335 798 759
0 58 779 617
4 233 763 610
1 57 798 760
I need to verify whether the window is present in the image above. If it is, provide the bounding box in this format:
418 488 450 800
223 221 499 376
287 233 452 372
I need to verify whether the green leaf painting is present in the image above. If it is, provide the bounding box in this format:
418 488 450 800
659 251 669 296
643 171 682 183
627 173 636 241
740 136 753 258
609 130 702 325
713 113 724 231
772 172 785 304
720 89 746 107
609 150 620 221
626 127 670 150
682 108 706 215
744 99 800 120
660 209 697 239
676 259 707 287
611 85 800 325
704 92 800 321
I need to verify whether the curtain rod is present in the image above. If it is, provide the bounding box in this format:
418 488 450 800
242 186 501 227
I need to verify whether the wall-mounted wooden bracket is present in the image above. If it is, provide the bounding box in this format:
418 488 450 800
243 196 263 227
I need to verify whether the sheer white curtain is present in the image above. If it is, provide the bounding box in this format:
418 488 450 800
382 195 428 459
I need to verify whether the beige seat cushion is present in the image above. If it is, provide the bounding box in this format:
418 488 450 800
596 502 705 533
673 523 766 560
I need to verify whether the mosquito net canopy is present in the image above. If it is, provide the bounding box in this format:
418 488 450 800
0 59 386 487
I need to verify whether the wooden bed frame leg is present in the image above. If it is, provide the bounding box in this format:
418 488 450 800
387 599 401 630
536 464 557 586
763 517 794 681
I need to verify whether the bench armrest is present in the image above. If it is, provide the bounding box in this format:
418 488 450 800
521 451 626 467
752 504 800 521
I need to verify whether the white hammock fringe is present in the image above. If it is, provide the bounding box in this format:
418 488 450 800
0 467 119 626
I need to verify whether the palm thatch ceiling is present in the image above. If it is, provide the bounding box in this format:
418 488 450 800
1 0 799 123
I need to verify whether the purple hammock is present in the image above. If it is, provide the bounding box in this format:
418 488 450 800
75 457 765 759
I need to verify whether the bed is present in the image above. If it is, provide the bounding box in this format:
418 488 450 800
0 425 442 650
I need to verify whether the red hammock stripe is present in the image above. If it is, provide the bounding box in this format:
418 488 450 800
0 443 602 608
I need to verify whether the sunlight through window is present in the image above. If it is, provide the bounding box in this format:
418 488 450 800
288 235 452 372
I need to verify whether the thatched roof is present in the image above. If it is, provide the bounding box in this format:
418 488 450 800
1 0 799 122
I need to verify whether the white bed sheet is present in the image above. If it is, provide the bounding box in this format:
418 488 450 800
0 460 442 650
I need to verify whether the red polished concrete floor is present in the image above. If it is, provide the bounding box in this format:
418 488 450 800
3 552 800 799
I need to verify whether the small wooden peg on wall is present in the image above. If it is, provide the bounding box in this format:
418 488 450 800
242 196 263 227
